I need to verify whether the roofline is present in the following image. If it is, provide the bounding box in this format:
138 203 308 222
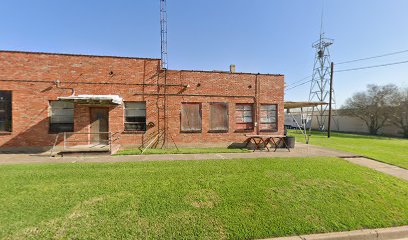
0 50 161 61
0 50 283 76
167 69 284 77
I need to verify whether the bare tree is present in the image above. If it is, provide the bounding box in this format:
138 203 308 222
389 87 408 138
341 84 398 135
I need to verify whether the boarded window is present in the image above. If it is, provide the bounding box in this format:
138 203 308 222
0 91 12 132
49 101 74 133
181 103 202 132
209 103 228 132
260 104 277 131
124 102 146 131
235 104 253 130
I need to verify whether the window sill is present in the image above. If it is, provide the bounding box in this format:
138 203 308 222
208 130 229 133
180 130 202 133
122 131 146 134
234 129 254 133
0 131 12 135
260 130 278 133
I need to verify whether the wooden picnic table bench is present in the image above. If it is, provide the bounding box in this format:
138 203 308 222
244 134 290 152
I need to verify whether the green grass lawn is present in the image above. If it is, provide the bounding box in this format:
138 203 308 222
1 158 408 239
289 130 408 169
115 147 251 155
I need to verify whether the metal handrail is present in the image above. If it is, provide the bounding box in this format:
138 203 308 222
49 131 120 157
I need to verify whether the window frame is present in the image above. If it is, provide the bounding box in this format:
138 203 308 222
260 104 278 132
208 102 229 133
123 101 147 132
0 91 12 133
235 103 254 131
48 100 74 134
180 102 202 133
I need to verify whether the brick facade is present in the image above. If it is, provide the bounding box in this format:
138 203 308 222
0 51 284 151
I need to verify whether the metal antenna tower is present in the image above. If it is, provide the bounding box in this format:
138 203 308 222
160 0 168 69
308 5 336 131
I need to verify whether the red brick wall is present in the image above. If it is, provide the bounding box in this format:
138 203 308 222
0 51 284 150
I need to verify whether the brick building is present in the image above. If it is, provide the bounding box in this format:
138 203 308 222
0 50 284 152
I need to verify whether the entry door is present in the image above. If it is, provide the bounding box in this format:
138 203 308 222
90 108 109 144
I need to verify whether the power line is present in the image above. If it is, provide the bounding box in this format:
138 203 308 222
286 52 408 91
285 79 313 91
336 49 408 65
336 59 408 72
285 75 313 88
286 59 408 91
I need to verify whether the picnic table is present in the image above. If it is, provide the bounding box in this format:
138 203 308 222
244 134 290 152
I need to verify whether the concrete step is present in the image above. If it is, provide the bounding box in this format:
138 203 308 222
55 144 111 157
57 150 110 157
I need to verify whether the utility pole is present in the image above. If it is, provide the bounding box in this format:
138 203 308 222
327 62 334 138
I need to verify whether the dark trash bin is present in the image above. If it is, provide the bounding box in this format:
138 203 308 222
283 136 295 148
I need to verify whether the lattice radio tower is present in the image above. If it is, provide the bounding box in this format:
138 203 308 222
308 11 336 131
160 0 168 69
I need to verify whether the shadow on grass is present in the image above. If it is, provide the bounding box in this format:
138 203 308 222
114 147 252 156
289 130 397 141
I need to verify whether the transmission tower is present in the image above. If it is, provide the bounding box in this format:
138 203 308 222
308 24 336 131
160 0 168 69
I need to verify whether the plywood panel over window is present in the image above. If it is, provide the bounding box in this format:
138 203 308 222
0 91 12 132
209 103 228 132
124 102 146 131
181 103 202 132
260 104 277 131
235 104 253 131
49 101 74 133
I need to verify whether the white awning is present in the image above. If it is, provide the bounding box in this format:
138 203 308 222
58 95 123 105
284 101 327 109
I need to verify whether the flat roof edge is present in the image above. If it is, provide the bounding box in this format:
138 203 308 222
0 50 283 76
0 50 161 61
167 69 284 76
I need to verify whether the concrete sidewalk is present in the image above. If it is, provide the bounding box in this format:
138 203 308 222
1 143 407 183
0 142 357 165
343 157 408 181
264 225 408 240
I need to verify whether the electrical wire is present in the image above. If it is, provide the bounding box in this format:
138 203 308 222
285 75 313 88
285 79 313 91
336 49 408 65
286 59 408 91
335 59 408 72
286 49 408 91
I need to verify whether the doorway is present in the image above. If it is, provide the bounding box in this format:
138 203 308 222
90 108 109 144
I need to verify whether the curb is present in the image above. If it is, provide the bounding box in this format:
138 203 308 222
263 226 408 240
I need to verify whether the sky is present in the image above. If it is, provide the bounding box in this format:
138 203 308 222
1 0 407 106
